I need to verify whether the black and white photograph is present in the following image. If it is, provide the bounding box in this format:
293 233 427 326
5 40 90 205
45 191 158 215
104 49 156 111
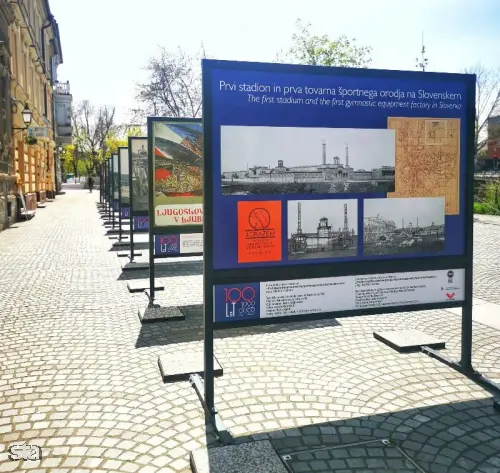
119 148 129 205
287 199 358 259
363 197 445 256
221 126 395 195
131 138 148 212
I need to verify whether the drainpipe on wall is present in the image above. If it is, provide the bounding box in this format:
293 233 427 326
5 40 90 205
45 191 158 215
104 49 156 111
41 16 57 194
41 17 53 74
2 180 8 231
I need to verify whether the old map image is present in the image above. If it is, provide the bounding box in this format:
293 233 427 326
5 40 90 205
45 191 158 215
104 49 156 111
387 117 460 215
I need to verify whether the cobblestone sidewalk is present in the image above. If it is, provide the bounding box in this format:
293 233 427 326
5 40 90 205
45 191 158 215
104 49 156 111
0 190 499 473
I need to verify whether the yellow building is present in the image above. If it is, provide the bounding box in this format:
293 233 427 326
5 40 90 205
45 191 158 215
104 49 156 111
0 0 71 231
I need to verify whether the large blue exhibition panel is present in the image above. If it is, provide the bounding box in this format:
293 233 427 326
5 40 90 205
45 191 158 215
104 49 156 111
210 67 468 270
203 60 474 325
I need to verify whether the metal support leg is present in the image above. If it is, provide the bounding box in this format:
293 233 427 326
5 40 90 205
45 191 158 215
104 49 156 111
422 346 500 398
190 374 233 445
460 295 473 374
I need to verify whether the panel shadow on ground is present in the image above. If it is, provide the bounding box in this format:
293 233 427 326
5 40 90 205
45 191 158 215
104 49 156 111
117 258 203 280
135 305 341 348
230 399 500 473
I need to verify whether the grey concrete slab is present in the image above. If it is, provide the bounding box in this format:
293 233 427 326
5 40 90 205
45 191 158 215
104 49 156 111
106 228 130 235
110 241 149 251
112 234 149 247
138 306 185 323
19 210 35 219
121 261 149 271
121 258 200 271
158 350 222 383
373 329 445 353
111 238 130 246
117 251 143 258
127 280 164 293
190 441 287 473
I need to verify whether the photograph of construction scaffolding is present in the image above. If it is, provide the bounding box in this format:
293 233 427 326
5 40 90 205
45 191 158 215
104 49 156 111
287 199 358 260
131 140 149 212
363 197 445 256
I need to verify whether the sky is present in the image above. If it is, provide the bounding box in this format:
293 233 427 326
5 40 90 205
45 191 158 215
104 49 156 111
288 199 358 236
49 0 500 126
221 126 395 171
364 197 445 227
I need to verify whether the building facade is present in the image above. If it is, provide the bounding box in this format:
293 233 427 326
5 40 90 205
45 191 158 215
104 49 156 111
0 0 72 232
0 0 15 231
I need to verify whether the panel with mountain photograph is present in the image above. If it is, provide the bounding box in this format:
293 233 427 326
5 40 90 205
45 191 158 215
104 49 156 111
153 122 203 207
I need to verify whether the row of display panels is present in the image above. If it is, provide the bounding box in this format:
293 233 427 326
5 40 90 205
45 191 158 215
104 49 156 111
102 59 474 329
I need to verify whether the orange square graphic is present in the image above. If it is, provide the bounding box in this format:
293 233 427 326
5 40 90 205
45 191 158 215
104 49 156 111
237 201 282 264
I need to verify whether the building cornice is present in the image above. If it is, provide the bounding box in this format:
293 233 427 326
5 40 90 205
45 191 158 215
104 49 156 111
0 0 14 24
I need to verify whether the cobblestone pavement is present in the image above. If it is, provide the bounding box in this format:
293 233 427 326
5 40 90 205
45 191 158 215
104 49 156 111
0 190 499 473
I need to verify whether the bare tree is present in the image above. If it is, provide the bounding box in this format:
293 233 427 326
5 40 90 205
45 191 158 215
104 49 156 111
465 64 500 155
72 101 116 175
133 45 206 120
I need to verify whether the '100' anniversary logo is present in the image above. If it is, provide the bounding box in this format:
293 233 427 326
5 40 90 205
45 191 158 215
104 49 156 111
159 235 178 253
224 287 256 318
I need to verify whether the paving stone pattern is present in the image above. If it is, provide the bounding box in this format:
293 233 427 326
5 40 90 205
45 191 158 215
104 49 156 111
0 190 499 472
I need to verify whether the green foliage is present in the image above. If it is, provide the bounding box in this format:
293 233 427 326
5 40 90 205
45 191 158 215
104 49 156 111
475 182 500 214
105 133 128 157
60 144 87 177
278 19 372 68
474 202 490 214
477 149 489 158
124 125 145 138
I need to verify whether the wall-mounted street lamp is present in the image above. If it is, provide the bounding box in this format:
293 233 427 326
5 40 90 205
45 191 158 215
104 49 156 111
13 103 33 131
22 104 32 126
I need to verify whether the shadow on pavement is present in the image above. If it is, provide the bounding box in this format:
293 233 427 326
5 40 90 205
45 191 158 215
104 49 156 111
117 259 202 281
199 399 500 472
135 308 341 348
